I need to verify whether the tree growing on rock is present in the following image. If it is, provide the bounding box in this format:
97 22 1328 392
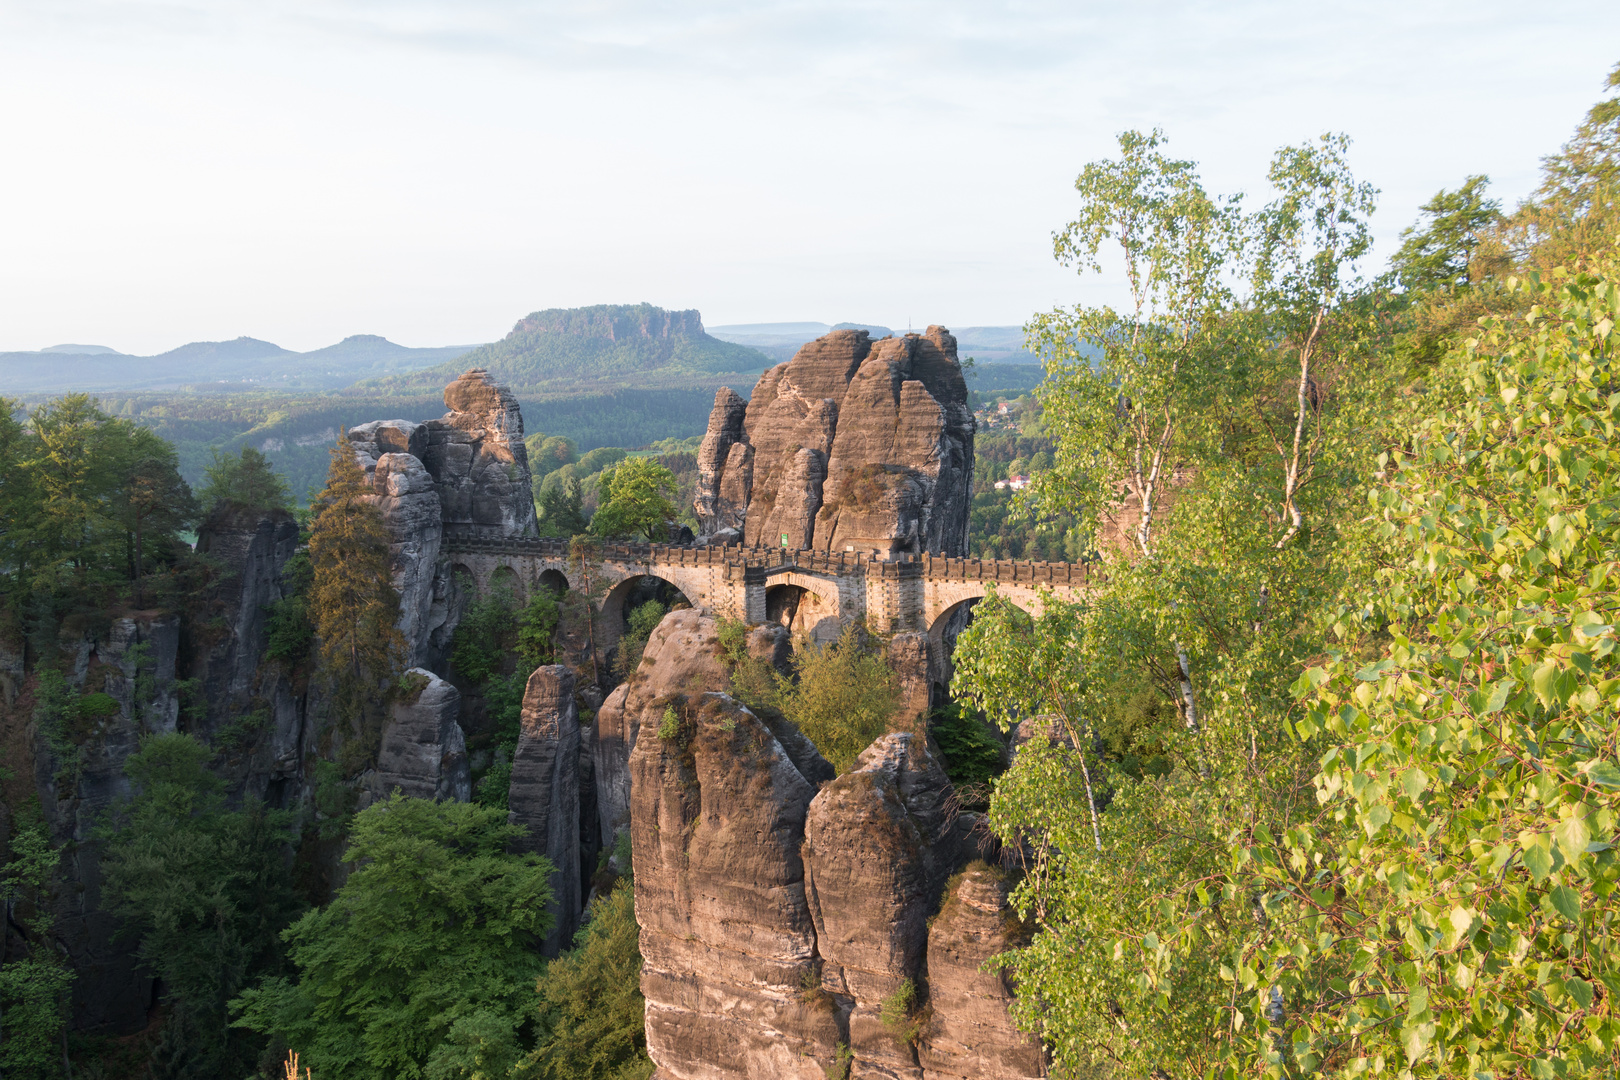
307 436 403 705
197 445 293 514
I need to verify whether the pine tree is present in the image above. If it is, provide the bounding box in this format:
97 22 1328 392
307 436 403 699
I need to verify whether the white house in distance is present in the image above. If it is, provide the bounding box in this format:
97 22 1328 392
994 474 1030 492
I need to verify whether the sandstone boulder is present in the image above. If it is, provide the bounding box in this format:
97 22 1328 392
508 664 583 956
373 668 471 804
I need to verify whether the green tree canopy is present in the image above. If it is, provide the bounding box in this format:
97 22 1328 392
197 445 293 514
1219 265 1620 1076
537 477 588 539
1389 175 1503 292
232 795 556 1080
99 733 303 1076
589 458 678 542
0 811 73 1080
513 884 654 1080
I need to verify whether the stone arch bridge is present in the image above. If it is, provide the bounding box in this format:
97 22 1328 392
442 527 1092 662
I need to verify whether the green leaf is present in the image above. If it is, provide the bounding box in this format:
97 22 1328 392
1400 1020 1435 1065
1523 842 1554 883
1556 815 1592 866
1582 760 1620 789
1548 884 1583 923
1482 677 1515 714
1401 767 1428 800
1566 975 1595 1009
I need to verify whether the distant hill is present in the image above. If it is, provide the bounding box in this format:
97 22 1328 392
362 304 772 396
706 321 1040 365
39 343 121 355
0 334 479 395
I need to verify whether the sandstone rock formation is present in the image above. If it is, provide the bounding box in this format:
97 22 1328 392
422 369 539 537
804 733 958 1080
348 370 539 666
632 692 841 1080
620 610 1041 1080
694 327 974 555
350 429 445 669
372 668 471 804
594 611 829 855
508 664 583 956
917 865 1045 1080
192 503 302 711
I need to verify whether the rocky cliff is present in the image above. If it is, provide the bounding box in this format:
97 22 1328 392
693 327 975 556
349 369 540 668
619 611 1042 1080
508 664 584 956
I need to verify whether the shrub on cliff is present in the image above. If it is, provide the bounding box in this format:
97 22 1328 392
776 624 900 774
232 794 555 1080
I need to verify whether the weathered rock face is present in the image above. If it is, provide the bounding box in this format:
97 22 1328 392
693 327 974 555
633 692 841 1080
622 610 1040 1080
192 503 302 711
508 664 583 956
420 369 539 538
918 865 1045 1080
372 668 470 804
593 608 732 852
594 611 831 855
804 733 959 1080
347 370 539 665
695 388 749 534
350 436 445 669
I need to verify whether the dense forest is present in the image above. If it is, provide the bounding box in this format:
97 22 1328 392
1 60 1618 1080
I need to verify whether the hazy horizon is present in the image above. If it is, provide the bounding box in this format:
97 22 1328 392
2 1 1616 354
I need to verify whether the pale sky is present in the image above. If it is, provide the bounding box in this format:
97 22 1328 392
1 1 1615 355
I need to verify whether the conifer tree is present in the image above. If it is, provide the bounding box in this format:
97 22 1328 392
307 436 403 699
197 445 292 513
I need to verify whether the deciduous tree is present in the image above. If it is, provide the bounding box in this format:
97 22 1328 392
232 795 555 1080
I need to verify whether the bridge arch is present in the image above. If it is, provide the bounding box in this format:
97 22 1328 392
488 564 525 603
538 568 569 597
598 572 695 656
925 590 1037 698
763 571 844 643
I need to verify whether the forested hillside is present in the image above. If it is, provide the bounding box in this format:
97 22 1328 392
1 58 1617 1080
363 304 770 395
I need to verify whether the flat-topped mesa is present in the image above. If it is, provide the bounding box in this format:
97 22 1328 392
694 326 975 556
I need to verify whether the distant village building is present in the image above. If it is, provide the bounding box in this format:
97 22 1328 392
994 474 1030 492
